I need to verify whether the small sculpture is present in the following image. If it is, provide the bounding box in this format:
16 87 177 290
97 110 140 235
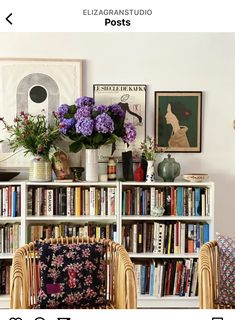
151 206 165 217
134 163 145 182
52 151 70 180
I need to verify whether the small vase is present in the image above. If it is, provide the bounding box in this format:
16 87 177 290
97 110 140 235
146 160 155 182
29 156 52 182
157 154 180 182
85 149 98 182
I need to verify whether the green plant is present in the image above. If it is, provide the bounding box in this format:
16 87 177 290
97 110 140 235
0 111 60 160
140 136 163 160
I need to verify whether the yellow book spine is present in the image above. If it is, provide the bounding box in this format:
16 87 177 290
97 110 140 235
75 187 81 216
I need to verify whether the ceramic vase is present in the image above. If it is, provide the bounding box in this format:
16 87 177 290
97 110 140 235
157 154 180 182
29 156 52 182
146 160 155 182
85 149 98 182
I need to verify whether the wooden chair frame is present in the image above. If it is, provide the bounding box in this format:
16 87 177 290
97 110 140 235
10 237 137 309
198 240 234 309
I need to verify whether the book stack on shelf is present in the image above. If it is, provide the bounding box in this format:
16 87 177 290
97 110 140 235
28 185 116 217
0 261 11 296
30 223 117 242
134 258 198 298
122 185 210 217
122 221 209 254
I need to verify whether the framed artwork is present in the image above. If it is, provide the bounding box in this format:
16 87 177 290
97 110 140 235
155 91 202 152
93 84 146 161
0 58 83 167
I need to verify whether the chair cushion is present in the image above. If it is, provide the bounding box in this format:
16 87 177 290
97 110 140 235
216 233 235 307
35 242 106 309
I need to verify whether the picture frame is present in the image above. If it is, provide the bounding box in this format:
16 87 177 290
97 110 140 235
0 58 83 168
93 84 146 162
155 91 202 152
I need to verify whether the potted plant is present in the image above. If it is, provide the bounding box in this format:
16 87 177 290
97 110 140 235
55 96 137 181
0 110 60 181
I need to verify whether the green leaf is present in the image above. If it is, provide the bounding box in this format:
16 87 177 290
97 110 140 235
69 141 83 153
104 134 117 145
92 133 105 147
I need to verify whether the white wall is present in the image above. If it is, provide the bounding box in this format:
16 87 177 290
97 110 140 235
0 32 234 235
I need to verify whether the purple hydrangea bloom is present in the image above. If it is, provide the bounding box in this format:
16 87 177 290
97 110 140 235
95 113 114 134
74 106 92 119
57 104 69 118
75 117 94 136
75 96 95 108
110 104 125 118
123 123 137 143
59 118 75 134
93 104 109 113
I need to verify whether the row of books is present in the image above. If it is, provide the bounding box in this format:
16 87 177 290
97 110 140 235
0 262 11 294
28 186 116 216
122 222 209 254
29 223 117 242
0 186 21 217
122 186 209 216
0 223 21 254
134 258 198 297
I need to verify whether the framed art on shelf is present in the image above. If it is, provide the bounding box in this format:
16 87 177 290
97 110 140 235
155 91 202 152
93 84 146 161
0 58 83 167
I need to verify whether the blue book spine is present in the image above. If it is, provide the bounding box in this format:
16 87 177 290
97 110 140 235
203 223 209 243
122 191 126 215
141 265 146 294
12 190 17 217
149 263 155 296
195 188 201 216
196 223 200 252
142 191 145 215
177 187 183 216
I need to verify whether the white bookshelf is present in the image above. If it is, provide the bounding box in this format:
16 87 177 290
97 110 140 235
0 180 214 309
119 181 215 308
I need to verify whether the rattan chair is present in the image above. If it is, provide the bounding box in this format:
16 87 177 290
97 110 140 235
198 240 234 309
10 237 137 309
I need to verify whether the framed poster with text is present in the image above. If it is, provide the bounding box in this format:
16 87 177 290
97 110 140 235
93 84 146 161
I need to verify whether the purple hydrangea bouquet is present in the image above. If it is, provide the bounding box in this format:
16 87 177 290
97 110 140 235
56 96 137 153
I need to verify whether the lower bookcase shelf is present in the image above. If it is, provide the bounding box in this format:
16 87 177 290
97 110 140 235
0 295 10 308
137 295 199 308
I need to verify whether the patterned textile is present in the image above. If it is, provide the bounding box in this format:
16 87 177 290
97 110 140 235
217 233 235 307
35 242 106 309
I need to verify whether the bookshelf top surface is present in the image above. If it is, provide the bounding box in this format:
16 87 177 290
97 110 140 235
26 181 119 186
120 181 214 187
0 180 214 187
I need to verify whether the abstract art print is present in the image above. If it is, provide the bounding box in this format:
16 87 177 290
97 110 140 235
0 58 82 167
93 84 146 161
155 91 202 152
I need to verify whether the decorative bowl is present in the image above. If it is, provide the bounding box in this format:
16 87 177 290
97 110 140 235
0 172 20 181
182 173 209 182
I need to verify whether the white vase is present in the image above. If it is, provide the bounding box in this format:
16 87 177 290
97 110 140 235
146 160 155 182
29 156 52 182
85 149 98 182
